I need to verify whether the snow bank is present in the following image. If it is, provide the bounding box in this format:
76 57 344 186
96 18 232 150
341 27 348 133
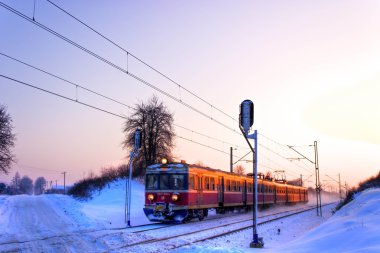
81 179 151 228
272 188 380 253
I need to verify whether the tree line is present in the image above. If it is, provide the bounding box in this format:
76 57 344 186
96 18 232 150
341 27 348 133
0 171 47 195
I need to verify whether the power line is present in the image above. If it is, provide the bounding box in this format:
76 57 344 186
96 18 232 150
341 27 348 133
0 2 239 135
258 143 314 174
0 52 249 151
1 74 128 120
16 163 61 173
2 2 309 162
1 2 321 177
0 74 242 163
0 52 135 111
45 0 237 123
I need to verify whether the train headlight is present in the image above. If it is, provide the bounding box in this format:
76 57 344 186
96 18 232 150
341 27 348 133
148 194 154 201
171 194 179 201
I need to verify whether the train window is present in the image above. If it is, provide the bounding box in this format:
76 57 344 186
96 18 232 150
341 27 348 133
226 180 231 191
160 174 170 190
170 174 185 190
237 181 241 192
232 181 236 191
211 178 215 191
146 174 158 190
205 177 210 190
189 175 195 190
248 183 253 192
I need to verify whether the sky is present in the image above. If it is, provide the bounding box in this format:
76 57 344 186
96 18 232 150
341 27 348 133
1 0 380 189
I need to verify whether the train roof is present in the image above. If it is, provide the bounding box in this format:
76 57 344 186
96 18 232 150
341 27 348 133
146 162 307 189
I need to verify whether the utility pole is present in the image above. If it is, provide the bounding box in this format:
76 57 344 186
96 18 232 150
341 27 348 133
345 181 348 197
338 173 342 200
314 141 322 216
288 141 322 216
326 174 343 200
62 172 66 194
230 147 233 173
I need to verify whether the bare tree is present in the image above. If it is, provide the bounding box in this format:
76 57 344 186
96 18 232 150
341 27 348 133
0 182 6 194
19 175 33 195
34 177 47 195
234 165 246 175
0 105 16 174
9 171 21 194
123 96 175 176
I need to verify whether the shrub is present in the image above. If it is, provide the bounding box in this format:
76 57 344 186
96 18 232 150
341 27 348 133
335 170 380 211
69 164 130 199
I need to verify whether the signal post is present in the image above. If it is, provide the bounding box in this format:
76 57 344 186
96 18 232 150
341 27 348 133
239 100 264 248
125 129 142 227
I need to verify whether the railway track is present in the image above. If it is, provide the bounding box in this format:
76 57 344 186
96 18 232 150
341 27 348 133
109 202 336 252
0 202 336 252
129 204 319 233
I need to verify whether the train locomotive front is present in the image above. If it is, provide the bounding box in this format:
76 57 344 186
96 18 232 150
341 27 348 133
143 163 190 222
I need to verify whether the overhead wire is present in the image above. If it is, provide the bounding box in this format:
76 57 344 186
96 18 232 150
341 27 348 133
0 2 239 135
0 74 242 162
45 0 237 123
0 52 249 151
1 2 320 177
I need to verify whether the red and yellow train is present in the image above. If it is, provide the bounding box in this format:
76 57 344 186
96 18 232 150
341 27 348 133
143 161 308 222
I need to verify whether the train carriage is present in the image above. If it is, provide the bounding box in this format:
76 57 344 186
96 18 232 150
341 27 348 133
143 161 308 222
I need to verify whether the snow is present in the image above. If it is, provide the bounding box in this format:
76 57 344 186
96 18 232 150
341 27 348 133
268 188 380 253
1 179 379 253
178 188 380 253
81 179 151 228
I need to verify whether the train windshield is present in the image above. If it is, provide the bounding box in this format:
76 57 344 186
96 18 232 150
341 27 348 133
146 174 159 190
146 174 186 190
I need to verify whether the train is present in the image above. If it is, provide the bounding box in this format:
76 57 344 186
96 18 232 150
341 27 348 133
143 160 308 222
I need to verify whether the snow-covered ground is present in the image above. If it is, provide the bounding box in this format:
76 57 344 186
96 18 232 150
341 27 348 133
81 179 151 228
178 188 380 253
0 179 379 253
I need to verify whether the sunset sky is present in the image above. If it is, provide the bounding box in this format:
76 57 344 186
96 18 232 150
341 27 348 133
1 0 380 190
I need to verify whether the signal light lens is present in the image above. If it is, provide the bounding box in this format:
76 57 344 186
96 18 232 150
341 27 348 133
148 194 154 201
172 194 179 201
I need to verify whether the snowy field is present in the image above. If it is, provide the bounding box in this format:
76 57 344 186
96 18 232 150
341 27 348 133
0 179 379 252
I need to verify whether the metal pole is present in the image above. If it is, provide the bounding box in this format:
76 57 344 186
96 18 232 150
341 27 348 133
124 162 129 224
230 147 233 173
127 151 134 227
314 141 322 216
345 181 348 197
338 173 342 200
253 130 259 244
62 172 66 195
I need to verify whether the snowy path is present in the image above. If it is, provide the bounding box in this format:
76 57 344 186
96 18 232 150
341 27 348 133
0 195 109 253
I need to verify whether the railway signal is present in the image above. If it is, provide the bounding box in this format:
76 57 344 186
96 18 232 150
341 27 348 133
239 99 264 248
125 128 142 226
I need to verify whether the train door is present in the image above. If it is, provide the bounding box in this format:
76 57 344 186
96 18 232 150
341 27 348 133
218 176 224 205
243 180 247 205
196 175 203 207
285 186 289 203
